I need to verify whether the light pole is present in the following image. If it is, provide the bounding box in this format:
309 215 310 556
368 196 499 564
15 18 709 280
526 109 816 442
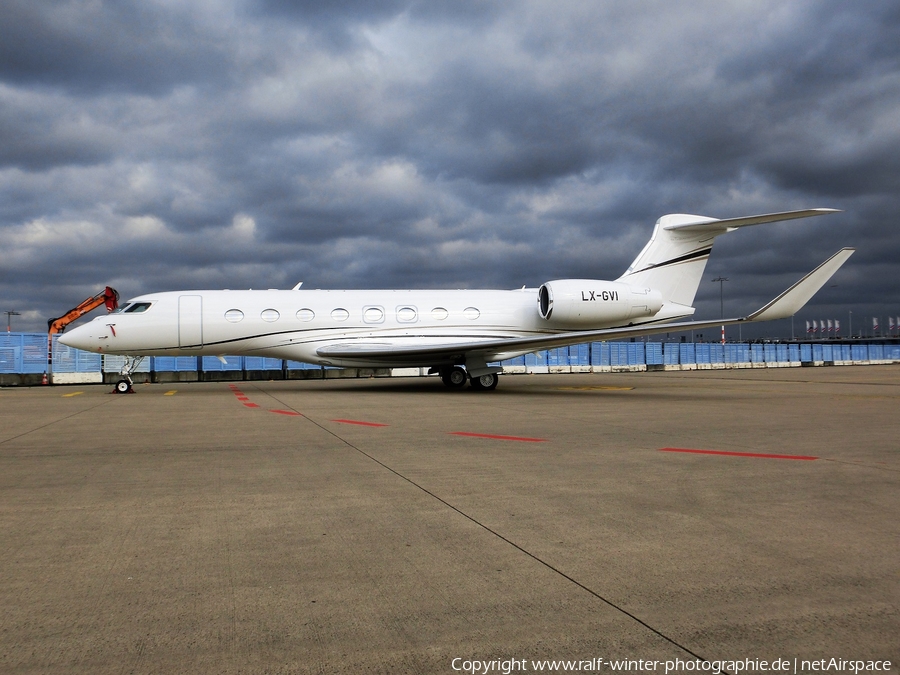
711 277 728 344
5 311 20 333
848 310 852 339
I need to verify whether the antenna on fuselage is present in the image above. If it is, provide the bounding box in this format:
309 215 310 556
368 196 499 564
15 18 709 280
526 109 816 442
292 281 303 290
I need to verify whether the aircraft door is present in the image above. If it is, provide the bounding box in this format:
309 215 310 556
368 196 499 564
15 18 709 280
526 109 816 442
178 295 203 348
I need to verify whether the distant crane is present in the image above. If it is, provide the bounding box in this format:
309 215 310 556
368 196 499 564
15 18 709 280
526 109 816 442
711 276 728 344
6 310 21 333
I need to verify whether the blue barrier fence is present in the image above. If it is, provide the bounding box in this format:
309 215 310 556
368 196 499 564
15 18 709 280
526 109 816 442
53 341 103 374
0 333 50 373
1 333 899 376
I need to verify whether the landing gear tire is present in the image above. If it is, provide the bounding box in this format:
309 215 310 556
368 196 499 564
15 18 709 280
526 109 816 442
112 356 143 394
470 373 499 391
440 367 468 388
114 379 133 394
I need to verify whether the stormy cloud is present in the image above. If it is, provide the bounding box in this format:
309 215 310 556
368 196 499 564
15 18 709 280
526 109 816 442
1 0 898 337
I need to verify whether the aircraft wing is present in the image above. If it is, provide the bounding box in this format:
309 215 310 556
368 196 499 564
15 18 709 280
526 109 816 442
317 248 854 364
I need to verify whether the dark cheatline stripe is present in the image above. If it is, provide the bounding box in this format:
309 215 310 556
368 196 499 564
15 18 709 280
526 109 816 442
332 419 389 427
659 447 817 461
450 432 547 443
632 246 712 274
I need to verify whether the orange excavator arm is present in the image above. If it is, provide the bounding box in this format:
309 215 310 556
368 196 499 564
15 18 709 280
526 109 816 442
46 286 119 381
48 286 119 336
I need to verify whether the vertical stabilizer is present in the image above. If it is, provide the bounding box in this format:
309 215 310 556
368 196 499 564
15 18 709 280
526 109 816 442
616 214 721 308
616 208 839 308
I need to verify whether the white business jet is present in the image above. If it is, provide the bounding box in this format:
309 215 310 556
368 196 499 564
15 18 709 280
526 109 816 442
59 208 853 392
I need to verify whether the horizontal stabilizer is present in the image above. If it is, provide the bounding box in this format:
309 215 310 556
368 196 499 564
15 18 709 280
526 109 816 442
748 248 855 322
663 208 840 233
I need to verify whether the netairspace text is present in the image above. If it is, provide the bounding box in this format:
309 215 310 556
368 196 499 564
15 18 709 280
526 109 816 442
449 657 893 674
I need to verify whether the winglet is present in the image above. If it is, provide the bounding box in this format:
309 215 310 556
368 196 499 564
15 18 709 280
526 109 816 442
748 248 855 322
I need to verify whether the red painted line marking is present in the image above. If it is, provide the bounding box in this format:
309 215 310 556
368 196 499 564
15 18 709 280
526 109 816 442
243 403 260 408
331 419 388 427
271 409 302 416
450 432 547 443
235 395 249 401
659 447 818 461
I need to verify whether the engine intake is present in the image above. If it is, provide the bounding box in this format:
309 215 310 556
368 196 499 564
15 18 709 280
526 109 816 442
537 280 663 327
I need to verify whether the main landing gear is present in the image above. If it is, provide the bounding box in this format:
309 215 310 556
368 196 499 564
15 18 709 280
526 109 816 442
470 372 499 390
437 366 499 391
440 366 468 388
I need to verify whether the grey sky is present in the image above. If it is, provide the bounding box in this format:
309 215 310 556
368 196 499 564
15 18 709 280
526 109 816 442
2 0 898 337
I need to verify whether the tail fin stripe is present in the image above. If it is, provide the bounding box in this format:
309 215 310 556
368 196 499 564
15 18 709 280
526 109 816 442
630 247 711 275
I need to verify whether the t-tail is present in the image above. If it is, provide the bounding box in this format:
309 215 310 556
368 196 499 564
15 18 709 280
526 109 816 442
616 208 840 322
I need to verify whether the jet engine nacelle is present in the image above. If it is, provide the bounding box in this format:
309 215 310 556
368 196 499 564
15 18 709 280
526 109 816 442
537 280 663 327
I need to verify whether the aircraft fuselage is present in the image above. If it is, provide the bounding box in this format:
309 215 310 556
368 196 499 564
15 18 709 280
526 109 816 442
63 285 650 368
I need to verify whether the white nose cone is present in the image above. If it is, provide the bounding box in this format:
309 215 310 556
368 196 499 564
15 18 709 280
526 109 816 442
57 324 97 352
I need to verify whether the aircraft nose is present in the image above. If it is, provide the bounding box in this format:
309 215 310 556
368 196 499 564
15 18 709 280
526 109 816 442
57 324 96 351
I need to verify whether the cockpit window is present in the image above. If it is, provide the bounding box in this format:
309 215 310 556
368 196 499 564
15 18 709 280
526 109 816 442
123 302 152 313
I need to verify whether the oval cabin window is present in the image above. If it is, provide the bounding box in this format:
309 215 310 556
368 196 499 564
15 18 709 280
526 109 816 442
331 308 349 322
296 308 315 322
431 307 449 320
463 307 480 320
261 309 280 322
397 306 417 323
224 309 244 323
363 306 384 323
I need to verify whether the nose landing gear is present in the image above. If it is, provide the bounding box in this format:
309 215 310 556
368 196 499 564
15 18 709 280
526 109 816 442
112 356 145 394
114 379 133 394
